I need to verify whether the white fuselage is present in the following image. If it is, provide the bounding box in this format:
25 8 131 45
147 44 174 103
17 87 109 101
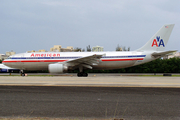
3 51 155 71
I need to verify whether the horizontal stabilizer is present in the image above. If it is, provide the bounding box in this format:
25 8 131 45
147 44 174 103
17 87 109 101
152 50 177 57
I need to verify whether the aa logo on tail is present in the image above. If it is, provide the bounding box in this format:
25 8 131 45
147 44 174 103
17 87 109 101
151 36 165 47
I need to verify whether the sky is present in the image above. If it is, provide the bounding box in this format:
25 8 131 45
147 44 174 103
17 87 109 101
0 0 180 54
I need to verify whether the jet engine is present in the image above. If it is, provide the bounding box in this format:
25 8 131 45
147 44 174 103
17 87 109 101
48 64 68 73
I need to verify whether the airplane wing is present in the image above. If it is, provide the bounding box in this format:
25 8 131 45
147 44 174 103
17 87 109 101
151 50 177 58
63 54 105 69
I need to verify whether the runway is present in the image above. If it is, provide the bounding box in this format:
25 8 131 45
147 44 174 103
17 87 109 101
0 75 180 87
0 86 179 119
0 75 180 119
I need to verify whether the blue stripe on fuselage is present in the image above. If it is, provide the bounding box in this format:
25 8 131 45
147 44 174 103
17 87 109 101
10 55 146 60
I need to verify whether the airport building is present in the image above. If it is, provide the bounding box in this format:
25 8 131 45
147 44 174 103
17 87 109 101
27 45 74 53
0 54 7 60
92 46 104 52
6 51 16 56
167 52 180 59
27 50 46 53
27 50 36 53
38 49 46 52
50 45 74 52
0 51 16 60
163 52 180 59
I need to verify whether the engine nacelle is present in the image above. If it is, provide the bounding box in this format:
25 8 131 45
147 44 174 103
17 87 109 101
48 64 68 73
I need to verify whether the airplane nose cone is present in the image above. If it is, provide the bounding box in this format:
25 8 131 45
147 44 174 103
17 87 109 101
2 61 6 65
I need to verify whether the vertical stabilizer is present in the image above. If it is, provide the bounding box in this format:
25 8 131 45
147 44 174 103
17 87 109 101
137 24 174 51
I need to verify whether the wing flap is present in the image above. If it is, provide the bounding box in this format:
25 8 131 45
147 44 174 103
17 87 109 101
64 54 105 69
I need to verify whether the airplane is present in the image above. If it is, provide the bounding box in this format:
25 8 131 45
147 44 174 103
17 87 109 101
0 64 20 73
2 24 176 77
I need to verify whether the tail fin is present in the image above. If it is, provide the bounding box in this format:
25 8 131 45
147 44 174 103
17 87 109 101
137 24 175 51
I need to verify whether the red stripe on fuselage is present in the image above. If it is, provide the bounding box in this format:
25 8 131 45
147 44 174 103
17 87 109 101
101 58 144 61
2 60 67 63
3 58 144 63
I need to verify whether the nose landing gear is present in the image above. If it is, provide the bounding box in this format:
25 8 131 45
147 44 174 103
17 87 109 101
20 70 25 76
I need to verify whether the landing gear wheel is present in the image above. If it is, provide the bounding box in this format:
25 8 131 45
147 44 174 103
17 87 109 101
20 70 25 77
77 72 88 77
77 73 82 77
83 73 88 77
21 73 25 76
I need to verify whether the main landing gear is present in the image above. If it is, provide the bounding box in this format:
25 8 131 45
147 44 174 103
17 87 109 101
77 66 88 77
77 72 88 77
